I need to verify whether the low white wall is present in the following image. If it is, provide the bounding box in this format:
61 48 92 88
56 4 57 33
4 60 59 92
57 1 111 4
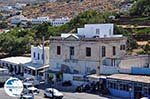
100 65 119 74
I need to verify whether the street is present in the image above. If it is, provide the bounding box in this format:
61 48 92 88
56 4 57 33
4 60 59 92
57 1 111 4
0 86 123 99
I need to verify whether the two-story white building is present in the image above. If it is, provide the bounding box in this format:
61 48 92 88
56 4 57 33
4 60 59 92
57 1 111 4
0 45 49 81
49 24 127 76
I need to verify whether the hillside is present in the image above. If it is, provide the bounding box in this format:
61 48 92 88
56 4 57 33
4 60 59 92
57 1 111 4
22 0 128 18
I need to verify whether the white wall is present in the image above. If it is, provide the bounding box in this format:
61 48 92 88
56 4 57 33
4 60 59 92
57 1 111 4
31 46 49 65
78 24 115 38
119 55 149 73
100 65 119 74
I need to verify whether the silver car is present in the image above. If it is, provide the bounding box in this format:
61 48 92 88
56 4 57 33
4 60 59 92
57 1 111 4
44 88 63 99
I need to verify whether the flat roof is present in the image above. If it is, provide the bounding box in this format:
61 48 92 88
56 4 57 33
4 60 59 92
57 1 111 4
50 36 127 42
107 74 150 83
0 57 31 64
87 74 107 79
23 62 49 70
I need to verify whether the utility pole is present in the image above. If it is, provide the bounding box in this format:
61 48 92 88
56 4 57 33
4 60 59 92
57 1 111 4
96 46 100 75
42 36 45 65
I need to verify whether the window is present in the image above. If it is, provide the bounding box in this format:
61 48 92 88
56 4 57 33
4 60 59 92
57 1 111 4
41 54 44 60
102 46 106 57
120 45 126 50
38 53 40 60
70 47 74 56
33 52 36 58
86 47 91 57
109 28 111 35
113 46 116 55
2 63 4 66
57 46 61 55
96 28 100 34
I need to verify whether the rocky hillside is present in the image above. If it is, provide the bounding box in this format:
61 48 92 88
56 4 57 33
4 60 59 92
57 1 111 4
22 0 128 18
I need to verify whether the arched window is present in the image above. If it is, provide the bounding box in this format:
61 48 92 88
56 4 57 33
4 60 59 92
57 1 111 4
38 53 40 60
33 52 36 58
102 46 106 57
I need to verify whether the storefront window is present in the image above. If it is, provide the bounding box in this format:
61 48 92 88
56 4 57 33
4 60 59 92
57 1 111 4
144 84 149 95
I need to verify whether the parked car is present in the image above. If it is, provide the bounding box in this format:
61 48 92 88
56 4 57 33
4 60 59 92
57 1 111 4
62 80 72 86
27 87 39 95
75 85 86 92
23 82 33 89
23 82 39 95
20 93 34 99
44 88 63 99
75 84 90 92
23 77 40 86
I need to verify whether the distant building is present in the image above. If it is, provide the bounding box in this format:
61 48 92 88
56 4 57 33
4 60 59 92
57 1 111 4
10 15 28 25
1 6 13 12
50 17 71 27
10 15 70 27
15 3 26 9
31 16 50 25
31 16 70 26
49 24 127 76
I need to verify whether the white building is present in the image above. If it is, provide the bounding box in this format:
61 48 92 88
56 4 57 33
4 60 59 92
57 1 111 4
31 16 70 26
10 15 70 27
0 46 49 81
10 15 28 25
15 3 26 9
31 16 50 25
49 24 127 76
1 6 13 12
77 24 120 38
51 17 71 27
31 45 49 65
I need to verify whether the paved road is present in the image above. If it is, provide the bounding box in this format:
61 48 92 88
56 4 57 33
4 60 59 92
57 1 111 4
0 87 123 99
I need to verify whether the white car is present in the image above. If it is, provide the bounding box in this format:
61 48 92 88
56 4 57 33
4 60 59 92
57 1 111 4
20 93 34 99
23 82 39 95
23 77 40 86
44 88 63 99
27 87 39 95
140 97 149 99
23 82 33 89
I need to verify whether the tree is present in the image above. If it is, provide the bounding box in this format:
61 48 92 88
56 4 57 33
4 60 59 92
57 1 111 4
33 22 52 40
0 21 8 29
0 28 34 55
130 0 150 16
114 25 138 50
